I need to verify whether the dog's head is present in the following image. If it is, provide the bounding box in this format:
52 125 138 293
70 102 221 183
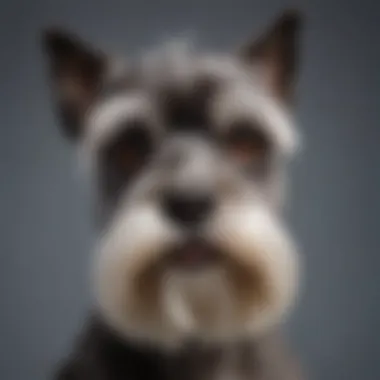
42 10 303 349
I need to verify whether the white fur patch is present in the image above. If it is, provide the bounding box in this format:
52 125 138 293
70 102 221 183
162 268 236 336
93 201 182 346
208 202 300 337
93 193 300 349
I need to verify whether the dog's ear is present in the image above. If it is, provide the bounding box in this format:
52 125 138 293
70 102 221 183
239 9 303 103
42 28 107 140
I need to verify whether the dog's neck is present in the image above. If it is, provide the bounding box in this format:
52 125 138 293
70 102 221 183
161 339 255 380
56 315 300 380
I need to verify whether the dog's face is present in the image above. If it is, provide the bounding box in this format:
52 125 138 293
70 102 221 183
43 10 302 348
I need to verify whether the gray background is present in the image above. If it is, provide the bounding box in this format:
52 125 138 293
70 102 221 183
0 0 379 379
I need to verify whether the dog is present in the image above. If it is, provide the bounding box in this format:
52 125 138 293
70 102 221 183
42 8 304 380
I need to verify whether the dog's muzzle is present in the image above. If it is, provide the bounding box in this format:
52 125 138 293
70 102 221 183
93 192 300 348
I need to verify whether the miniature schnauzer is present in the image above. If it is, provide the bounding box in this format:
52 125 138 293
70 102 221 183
42 8 304 380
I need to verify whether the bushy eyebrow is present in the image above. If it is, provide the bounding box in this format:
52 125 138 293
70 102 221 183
85 91 156 155
210 83 299 156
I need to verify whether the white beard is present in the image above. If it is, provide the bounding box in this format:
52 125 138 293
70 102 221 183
93 198 300 349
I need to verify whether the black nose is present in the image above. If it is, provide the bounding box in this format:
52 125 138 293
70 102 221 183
161 191 215 228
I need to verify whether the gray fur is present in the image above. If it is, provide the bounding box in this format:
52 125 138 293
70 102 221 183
43 9 304 380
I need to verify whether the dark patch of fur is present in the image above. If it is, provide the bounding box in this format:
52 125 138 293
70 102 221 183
160 76 218 132
55 315 168 380
240 9 302 102
42 28 106 139
54 315 301 380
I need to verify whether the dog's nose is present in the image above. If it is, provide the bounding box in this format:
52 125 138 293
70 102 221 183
161 191 215 228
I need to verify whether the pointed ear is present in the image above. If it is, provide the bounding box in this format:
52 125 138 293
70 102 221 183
239 10 303 103
42 28 107 140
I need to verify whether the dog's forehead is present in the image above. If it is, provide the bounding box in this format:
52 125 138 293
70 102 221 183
104 42 257 98
137 42 254 87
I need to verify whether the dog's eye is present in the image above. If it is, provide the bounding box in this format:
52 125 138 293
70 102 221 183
104 120 153 174
224 121 270 166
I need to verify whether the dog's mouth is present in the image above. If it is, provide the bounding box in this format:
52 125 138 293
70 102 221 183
165 238 223 271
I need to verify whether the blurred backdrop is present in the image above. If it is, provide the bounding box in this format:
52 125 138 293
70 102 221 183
0 0 379 379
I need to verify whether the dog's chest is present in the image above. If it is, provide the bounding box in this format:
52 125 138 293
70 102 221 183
164 344 259 380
